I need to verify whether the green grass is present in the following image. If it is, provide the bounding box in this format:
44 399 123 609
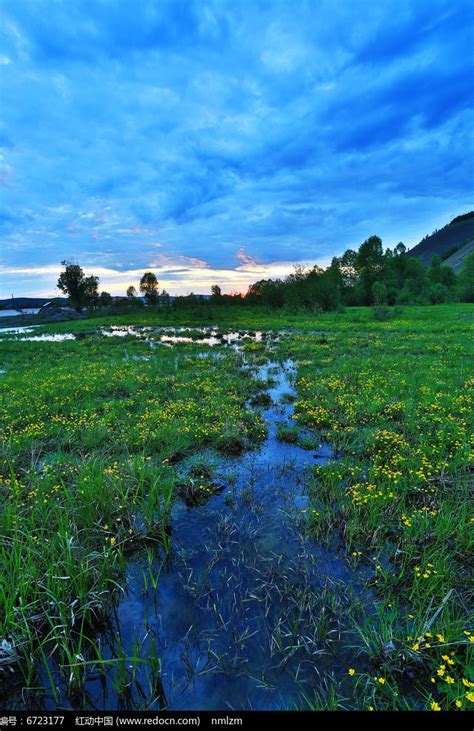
21 301 472 335
0 334 265 696
0 303 472 710
277 307 473 711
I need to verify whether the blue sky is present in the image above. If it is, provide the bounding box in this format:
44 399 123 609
1 0 473 297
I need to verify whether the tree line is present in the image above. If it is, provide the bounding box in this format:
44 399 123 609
243 237 474 311
57 264 169 311
57 237 474 314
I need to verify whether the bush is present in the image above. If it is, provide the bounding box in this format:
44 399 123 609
428 283 450 304
372 305 391 320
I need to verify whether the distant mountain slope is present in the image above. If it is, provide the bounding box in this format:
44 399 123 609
441 240 474 272
408 211 474 271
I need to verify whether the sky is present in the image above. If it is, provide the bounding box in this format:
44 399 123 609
1 0 473 298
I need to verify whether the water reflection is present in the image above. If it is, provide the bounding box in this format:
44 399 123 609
0 325 267 346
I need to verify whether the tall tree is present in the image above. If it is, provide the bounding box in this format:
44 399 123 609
354 235 384 304
139 272 159 305
57 260 99 312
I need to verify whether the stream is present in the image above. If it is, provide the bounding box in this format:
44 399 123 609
9 335 372 710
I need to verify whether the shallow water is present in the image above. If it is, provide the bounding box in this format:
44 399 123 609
0 324 75 341
0 325 78 341
10 344 372 711
103 326 266 348
0 309 41 318
0 325 266 346
0 324 39 335
12 333 76 342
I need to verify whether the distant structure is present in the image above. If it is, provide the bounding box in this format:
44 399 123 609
39 300 73 312
39 300 80 320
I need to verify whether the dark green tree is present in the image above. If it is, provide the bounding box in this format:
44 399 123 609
371 281 388 305
99 291 113 307
458 252 474 302
139 272 159 305
211 284 222 304
57 260 99 312
428 255 456 288
396 257 428 304
354 235 384 304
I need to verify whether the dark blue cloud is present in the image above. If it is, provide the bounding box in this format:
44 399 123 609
0 0 473 295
